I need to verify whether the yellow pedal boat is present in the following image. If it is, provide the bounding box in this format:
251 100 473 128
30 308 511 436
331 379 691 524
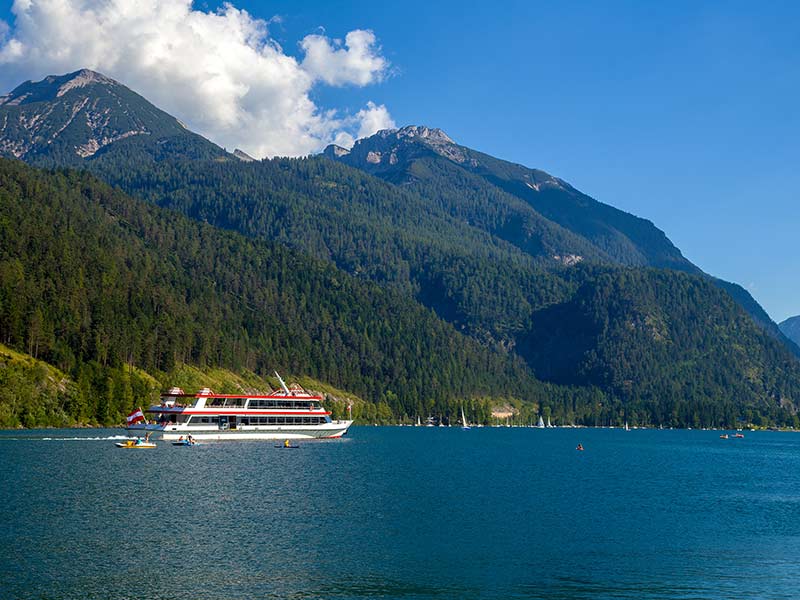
115 439 157 448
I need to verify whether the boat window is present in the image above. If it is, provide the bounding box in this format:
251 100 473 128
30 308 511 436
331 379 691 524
248 399 280 408
190 416 219 424
207 398 246 407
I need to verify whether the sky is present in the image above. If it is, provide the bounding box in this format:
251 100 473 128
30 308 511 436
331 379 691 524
0 0 797 321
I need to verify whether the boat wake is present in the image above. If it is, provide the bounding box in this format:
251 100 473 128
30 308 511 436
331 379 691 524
40 435 131 441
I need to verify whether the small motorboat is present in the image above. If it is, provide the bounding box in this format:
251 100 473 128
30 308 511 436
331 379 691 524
719 434 729 439
576 444 584 451
116 439 156 448
734 433 744 438
172 440 200 446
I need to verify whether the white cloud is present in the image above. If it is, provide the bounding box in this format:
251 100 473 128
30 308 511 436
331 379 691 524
301 30 387 86
355 101 396 139
0 0 393 157
329 101 396 149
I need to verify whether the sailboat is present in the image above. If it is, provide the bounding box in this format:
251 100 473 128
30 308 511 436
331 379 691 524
537 415 545 428
625 421 630 432
416 415 421 427
547 417 552 428
461 406 471 430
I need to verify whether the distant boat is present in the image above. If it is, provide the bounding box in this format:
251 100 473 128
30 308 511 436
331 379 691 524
625 421 630 432
720 434 729 439
734 433 744 439
461 407 471 430
537 416 545 428
547 417 552 428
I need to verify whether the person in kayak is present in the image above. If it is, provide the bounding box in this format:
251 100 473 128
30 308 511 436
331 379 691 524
284 439 291 448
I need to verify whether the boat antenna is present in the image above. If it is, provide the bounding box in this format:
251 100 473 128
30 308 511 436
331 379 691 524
274 371 291 395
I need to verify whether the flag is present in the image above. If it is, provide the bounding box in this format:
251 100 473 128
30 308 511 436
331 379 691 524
127 408 145 426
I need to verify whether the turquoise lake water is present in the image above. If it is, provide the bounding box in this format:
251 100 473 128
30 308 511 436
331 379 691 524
2 427 800 599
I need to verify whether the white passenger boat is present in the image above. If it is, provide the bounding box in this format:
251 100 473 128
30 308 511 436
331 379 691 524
127 373 353 441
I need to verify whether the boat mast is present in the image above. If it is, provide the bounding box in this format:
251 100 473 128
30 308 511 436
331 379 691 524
274 371 291 395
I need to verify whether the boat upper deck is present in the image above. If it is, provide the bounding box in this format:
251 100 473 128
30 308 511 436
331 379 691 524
147 382 327 414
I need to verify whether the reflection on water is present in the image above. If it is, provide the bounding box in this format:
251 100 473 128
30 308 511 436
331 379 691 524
2 427 800 599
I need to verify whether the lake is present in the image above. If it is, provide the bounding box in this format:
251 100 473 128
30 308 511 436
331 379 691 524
1 427 800 599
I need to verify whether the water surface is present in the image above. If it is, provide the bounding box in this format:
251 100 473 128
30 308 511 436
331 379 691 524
1 427 799 599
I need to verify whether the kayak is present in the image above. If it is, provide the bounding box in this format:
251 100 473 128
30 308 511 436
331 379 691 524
116 440 156 448
172 441 200 446
275 445 300 449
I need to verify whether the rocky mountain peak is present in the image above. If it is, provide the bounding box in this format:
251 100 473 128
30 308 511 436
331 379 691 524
54 69 116 97
379 125 456 145
324 124 470 169
0 69 118 107
0 69 222 163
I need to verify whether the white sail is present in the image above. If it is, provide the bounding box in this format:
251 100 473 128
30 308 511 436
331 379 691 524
537 415 545 428
547 417 552 428
416 415 421 426
625 421 630 431
461 406 470 429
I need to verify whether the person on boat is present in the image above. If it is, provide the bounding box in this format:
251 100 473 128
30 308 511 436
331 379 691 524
178 435 184 442
187 435 194 445
145 432 151 443
576 443 584 451
284 439 291 448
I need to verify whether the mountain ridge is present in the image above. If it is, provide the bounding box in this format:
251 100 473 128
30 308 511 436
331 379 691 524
2 69 800 427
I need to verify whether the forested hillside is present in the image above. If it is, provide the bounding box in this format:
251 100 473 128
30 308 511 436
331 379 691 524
2 158 798 427
0 158 562 425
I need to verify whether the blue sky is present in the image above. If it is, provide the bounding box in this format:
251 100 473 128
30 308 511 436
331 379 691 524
1 1 797 320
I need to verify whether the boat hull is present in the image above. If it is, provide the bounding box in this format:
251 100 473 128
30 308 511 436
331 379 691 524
129 421 353 441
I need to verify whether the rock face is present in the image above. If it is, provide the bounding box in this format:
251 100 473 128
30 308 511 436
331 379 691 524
780 316 800 347
233 149 256 162
0 69 222 165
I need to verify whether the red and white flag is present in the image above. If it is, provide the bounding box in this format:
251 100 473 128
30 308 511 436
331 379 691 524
126 408 145 425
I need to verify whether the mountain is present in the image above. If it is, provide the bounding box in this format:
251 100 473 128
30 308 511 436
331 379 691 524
325 126 698 271
2 71 800 428
780 316 800 347
0 69 225 165
325 126 799 354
